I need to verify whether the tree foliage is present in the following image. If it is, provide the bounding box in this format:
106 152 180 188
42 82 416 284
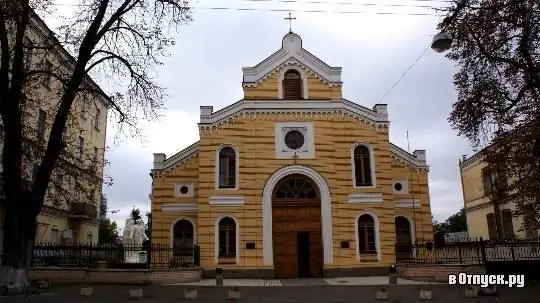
433 209 467 233
438 0 540 225
0 0 191 288
98 217 119 244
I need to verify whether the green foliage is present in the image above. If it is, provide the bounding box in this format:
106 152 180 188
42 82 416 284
130 208 141 221
433 209 467 233
99 218 119 244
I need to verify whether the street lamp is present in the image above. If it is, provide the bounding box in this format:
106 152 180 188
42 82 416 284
431 31 453 53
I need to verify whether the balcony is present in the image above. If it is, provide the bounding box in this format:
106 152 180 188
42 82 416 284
69 202 98 220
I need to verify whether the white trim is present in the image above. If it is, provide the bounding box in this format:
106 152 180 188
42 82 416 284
354 212 381 261
174 182 195 198
277 67 309 99
395 200 420 208
347 193 383 204
274 122 315 159
395 215 416 244
214 215 240 264
170 218 197 256
351 142 376 188
242 33 342 87
262 165 333 266
209 196 245 205
161 203 198 212
392 179 409 195
215 144 240 190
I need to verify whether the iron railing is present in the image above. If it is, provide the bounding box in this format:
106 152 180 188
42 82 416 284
31 242 200 269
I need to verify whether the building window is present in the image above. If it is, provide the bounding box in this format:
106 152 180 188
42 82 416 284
282 69 302 99
172 219 194 256
42 59 52 87
284 130 305 150
89 190 95 204
482 167 493 196
23 38 33 70
77 136 84 159
357 214 376 254
86 233 93 244
502 209 515 239
218 146 236 189
93 147 99 168
218 217 236 260
50 228 59 243
37 109 46 140
61 127 68 144
486 213 497 240
353 144 373 187
94 108 100 130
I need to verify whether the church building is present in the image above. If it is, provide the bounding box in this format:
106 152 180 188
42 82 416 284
150 30 433 278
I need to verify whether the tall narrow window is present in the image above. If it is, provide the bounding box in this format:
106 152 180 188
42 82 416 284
81 94 88 117
42 59 52 87
37 109 46 140
486 213 497 240
218 146 236 189
77 136 84 159
482 167 493 196
502 209 515 239
173 219 194 256
357 214 377 254
23 38 33 70
94 108 100 129
218 217 236 260
282 70 302 99
50 228 59 244
353 144 373 187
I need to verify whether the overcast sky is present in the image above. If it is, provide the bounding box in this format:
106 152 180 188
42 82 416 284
46 0 472 232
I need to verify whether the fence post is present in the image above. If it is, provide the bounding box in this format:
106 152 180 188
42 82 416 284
510 240 516 262
480 237 487 264
88 243 93 269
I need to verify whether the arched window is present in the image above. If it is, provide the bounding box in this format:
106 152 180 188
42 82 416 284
357 214 376 254
218 217 236 259
173 219 194 256
218 146 236 189
282 70 303 99
395 216 412 253
353 144 373 187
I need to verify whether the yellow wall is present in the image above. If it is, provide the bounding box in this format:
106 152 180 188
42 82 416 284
151 113 432 271
243 73 342 100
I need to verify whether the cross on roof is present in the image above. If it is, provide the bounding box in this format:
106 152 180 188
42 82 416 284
284 12 296 33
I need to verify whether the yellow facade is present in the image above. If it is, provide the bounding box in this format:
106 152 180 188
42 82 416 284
460 153 538 240
150 32 432 278
0 12 109 247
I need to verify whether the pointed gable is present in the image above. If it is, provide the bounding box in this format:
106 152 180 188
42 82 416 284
242 32 343 100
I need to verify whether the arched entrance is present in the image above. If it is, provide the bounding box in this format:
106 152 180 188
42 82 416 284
272 174 324 278
395 216 413 254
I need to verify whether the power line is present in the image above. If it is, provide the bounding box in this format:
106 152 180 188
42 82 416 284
379 45 430 102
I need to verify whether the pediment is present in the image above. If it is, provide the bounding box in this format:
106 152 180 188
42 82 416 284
242 32 342 88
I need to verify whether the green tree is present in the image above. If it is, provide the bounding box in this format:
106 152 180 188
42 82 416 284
434 209 468 233
98 218 119 244
145 211 152 239
436 0 540 236
0 0 191 291
130 208 141 222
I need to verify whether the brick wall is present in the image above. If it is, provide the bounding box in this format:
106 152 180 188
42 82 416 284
29 268 201 285
397 264 486 282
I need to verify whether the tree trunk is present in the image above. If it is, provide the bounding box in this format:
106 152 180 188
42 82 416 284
0 200 36 295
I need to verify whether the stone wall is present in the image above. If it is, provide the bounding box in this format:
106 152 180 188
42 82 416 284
29 267 201 285
397 264 486 283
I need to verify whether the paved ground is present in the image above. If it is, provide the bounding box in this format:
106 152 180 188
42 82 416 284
3 282 539 303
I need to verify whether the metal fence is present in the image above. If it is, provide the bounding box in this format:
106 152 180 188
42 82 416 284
32 242 200 269
396 238 540 265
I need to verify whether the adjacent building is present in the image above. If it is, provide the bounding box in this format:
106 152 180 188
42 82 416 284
459 151 539 240
150 31 433 278
0 11 110 249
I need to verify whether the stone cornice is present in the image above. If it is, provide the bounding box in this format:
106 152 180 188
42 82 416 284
389 143 429 172
242 32 342 87
198 99 389 130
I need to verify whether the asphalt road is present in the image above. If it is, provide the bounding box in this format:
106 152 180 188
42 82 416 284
3 283 540 303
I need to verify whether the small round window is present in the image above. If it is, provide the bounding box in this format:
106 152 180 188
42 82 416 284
284 130 305 150
394 182 403 192
180 186 189 194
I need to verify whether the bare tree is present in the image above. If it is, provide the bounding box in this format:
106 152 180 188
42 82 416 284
0 0 191 292
437 0 540 237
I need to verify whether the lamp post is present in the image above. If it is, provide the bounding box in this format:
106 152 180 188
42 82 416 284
431 31 453 53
